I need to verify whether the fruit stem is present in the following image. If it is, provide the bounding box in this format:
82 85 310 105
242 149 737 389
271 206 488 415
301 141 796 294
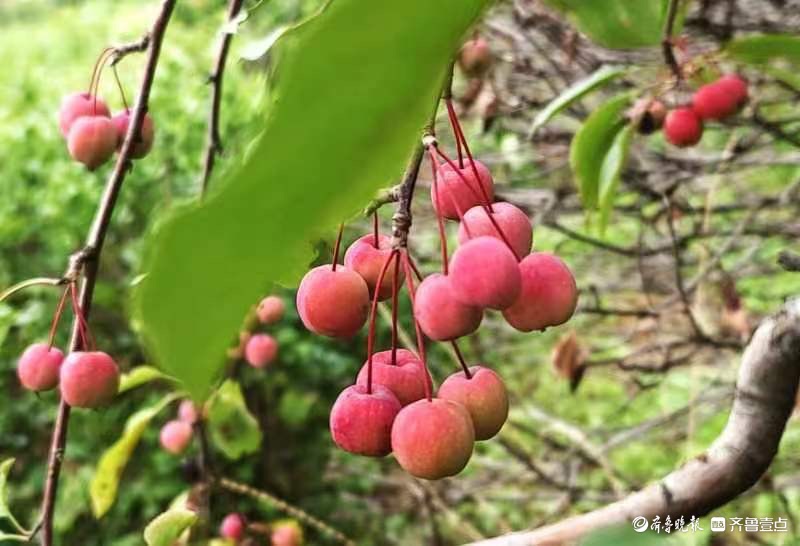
87 47 114 99
0 277 62 304
47 286 71 350
401 252 432 401
372 211 380 248
90 49 116 116
366 250 399 393
112 64 130 112
331 223 344 272
661 0 683 81
429 151 450 275
69 281 96 351
450 340 472 379
445 99 493 212
390 253 400 366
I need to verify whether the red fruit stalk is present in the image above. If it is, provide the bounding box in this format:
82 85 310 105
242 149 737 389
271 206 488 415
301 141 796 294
364 250 399 393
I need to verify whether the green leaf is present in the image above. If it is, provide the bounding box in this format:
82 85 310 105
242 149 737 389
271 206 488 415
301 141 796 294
90 394 178 518
133 0 491 401
0 532 28 542
207 380 262 460
118 365 174 394
0 459 26 535
530 65 626 136
569 94 631 209
543 0 679 49
598 125 634 234
143 508 198 546
727 34 800 65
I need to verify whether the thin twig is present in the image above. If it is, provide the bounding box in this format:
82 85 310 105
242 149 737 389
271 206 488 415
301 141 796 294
661 0 682 80
0 278 63 304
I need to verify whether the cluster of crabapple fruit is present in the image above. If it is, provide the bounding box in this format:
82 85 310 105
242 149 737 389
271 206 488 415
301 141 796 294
16 283 120 409
232 294 284 368
219 512 302 546
58 48 155 170
297 99 578 480
159 399 198 455
641 74 749 147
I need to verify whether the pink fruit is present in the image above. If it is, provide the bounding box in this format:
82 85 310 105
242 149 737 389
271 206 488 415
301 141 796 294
159 419 193 454
296 265 369 338
343 234 404 301
432 160 495 220
414 274 482 341
257 295 285 324
692 75 748 121
458 37 492 77
59 351 120 408
717 74 748 106
220 513 246 541
67 116 118 170
438 366 508 441
664 107 703 147
111 109 155 159
355 349 430 406
503 252 578 332
449 236 522 310
58 92 110 137
458 202 532 260
17 343 64 392
271 521 303 546
178 400 198 424
244 333 278 368
329 384 401 457
391 398 475 480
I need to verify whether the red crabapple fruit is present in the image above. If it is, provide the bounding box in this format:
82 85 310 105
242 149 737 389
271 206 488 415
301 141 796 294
67 116 118 170
692 75 748 121
220 513 246 541
17 343 64 392
178 400 198 424
159 419 193 455
59 351 120 408
58 92 110 137
391 398 475 480
414 274 482 341
438 366 508 441
257 295 285 324
111 109 155 159
271 521 302 546
449 236 521 310
432 160 495 220
296 265 369 338
503 252 578 332
329 384 401 457
458 202 532 260
244 333 278 368
717 74 748 106
344 234 404 300
356 349 430 406
664 107 703 147
458 36 492 77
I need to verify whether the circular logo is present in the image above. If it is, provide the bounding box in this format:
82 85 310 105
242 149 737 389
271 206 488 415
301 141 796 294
631 517 649 533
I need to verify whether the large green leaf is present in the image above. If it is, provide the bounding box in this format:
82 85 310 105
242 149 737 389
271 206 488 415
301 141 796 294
543 0 679 49
207 380 262 460
569 94 631 209
143 508 198 546
726 34 800 65
90 394 178 518
598 125 634 233
133 0 491 401
530 65 626 136
118 365 174 394
0 459 26 535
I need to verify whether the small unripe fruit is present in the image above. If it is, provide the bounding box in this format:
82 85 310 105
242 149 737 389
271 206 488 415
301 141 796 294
356 349 430 406
17 343 64 392
414 274 482 341
438 366 508 441
111 109 155 159
503 252 578 332
692 75 748 121
664 107 703 147
344 234 404 301
432 160 495 220
220 513 246 541
391 398 475 480
58 92 110 137
67 116 118 170
271 521 303 546
296 265 369 338
159 419 193 454
450 236 522 310
631 98 667 135
330 384 401 457
59 351 120 408
257 295 285 324
178 400 198 424
244 333 278 368
458 202 532 260
458 36 492 77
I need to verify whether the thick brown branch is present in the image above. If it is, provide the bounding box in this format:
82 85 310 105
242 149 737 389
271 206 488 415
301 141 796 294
465 298 800 545
38 2 177 544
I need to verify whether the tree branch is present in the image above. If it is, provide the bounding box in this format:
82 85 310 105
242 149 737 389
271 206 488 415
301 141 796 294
465 298 800 546
661 0 682 80
38 2 177 544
